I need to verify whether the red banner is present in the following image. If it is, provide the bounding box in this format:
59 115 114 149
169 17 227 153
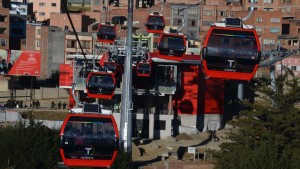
59 64 73 88
8 51 41 76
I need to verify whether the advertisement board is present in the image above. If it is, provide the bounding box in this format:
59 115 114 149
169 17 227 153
8 50 41 76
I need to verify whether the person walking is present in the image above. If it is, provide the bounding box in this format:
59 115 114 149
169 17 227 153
63 102 67 110
58 101 62 110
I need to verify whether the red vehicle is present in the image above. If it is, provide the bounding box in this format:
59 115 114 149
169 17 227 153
136 61 151 77
86 72 116 99
201 25 261 81
60 113 119 167
157 33 186 62
145 12 165 34
97 23 116 44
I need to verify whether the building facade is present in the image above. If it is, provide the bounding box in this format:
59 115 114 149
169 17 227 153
31 0 62 22
0 6 9 51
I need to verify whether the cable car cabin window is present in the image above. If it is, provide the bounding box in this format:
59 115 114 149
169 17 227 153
97 26 116 39
206 29 258 73
146 16 165 30
158 36 186 57
87 75 115 95
137 63 151 76
62 116 116 160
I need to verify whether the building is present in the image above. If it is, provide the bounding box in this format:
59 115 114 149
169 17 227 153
31 0 62 22
50 13 93 32
64 32 93 64
0 4 9 51
23 23 65 78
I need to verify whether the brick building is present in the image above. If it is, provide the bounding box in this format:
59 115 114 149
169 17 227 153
0 4 9 51
31 0 62 22
23 23 65 78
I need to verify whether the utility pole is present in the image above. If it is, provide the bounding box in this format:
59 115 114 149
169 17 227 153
120 0 133 156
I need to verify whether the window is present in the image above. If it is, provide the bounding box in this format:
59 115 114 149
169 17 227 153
264 0 273 3
280 0 285 3
93 0 101 5
173 8 183 16
298 28 300 34
36 40 41 47
39 12 45 16
39 2 45 6
0 27 7 34
202 21 214 26
187 19 196 27
256 17 263 23
0 39 7 46
271 18 280 23
36 29 41 35
191 20 196 26
263 8 273 11
248 0 258 2
81 41 90 49
270 27 280 33
187 9 198 16
0 15 7 22
218 11 226 17
263 39 275 45
51 3 56 7
248 7 258 11
286 0 291 3
67 40 76 48
203 10 213 16
291 66 297 70
154 120 166 130
256 27 263 33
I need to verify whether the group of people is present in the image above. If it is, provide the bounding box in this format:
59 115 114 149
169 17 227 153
51 100 67 110
2 99 41 109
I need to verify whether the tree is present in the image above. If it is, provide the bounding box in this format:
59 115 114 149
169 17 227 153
214 69 300 169
0 120 60 169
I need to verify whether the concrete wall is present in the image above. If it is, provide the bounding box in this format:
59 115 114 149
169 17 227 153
113 113 173 139
0 87 69 108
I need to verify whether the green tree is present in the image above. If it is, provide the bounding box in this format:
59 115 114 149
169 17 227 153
0 120 60 169
215 69 300 169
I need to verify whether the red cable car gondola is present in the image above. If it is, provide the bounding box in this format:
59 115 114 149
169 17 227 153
97 23 116 43
145 12 165 34
60 113 119 167
201 25 261 81
157 33 186 61
86 72 116 99
137 61 151 77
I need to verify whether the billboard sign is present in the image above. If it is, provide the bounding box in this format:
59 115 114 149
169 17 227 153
8 50 41 76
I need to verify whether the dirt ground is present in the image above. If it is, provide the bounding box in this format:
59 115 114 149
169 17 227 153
132 124 234 168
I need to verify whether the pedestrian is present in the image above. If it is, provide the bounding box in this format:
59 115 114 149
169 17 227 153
58 101 62 110
63 102 67 110
36 100 40 108
51 101 55 109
